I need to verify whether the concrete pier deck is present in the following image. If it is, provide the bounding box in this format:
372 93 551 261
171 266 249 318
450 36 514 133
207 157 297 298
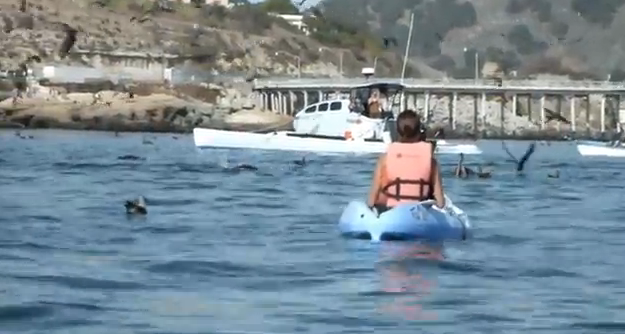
252 78 625 139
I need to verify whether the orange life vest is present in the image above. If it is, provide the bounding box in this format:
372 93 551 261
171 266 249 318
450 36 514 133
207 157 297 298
380 141 433 207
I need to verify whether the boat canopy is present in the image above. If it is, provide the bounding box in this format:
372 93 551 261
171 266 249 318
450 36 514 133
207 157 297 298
349 82 407 91
349 82 406 119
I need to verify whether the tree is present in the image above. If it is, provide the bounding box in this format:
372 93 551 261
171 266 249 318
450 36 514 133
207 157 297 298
260 0 299 14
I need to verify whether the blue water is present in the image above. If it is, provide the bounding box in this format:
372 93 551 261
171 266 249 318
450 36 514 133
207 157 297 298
1 129 624 333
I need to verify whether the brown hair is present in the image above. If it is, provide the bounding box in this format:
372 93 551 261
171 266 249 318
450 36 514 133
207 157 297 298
396 109 422 140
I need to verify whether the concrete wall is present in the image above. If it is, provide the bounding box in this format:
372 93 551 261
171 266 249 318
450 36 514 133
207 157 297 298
32 65 169 83
29 50 180 83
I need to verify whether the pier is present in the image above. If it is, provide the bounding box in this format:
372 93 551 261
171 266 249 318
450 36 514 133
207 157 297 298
252 78 625 139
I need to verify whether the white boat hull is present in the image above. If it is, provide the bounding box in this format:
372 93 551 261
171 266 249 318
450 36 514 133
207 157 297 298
193 128 482 155
577 143 625 157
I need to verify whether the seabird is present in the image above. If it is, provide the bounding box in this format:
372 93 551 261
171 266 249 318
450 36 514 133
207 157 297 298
59 23 78 59
382 37 398 49
502 141 536 173
544 107 571 124
125 196 147 215
19 0 27 12
453 153 473 178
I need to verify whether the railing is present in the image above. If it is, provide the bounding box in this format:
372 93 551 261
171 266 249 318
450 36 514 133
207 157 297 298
253 77 625 90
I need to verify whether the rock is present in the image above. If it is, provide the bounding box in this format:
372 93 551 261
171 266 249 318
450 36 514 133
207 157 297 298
0 81 288 133
241 99 255 110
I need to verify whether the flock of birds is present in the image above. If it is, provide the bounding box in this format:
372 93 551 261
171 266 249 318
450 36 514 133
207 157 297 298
452 141 560 179
120 138 560 217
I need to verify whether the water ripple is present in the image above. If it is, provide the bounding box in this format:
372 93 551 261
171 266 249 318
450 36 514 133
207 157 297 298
1 130 624 333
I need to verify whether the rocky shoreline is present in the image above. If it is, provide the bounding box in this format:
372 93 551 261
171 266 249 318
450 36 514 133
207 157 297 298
0 80 619 141
0 81 294 133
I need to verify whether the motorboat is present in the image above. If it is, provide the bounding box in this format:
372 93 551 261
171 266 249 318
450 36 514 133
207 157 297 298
193 81 482 155
193 128 481 155
576 140 625 157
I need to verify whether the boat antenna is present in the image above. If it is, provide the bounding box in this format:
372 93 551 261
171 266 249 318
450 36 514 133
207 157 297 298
400 11 415 84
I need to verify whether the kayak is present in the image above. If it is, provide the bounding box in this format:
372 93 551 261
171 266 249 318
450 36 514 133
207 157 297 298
338 196 471 242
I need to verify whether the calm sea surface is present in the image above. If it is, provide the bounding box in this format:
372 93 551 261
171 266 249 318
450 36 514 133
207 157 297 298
1 129 624 334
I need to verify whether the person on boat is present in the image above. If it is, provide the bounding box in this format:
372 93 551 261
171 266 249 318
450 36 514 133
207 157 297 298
367 89 382 119
366 110 446 213
611 122 624 147
349 96 365 115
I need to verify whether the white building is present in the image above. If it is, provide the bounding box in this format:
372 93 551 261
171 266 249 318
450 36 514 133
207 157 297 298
270 13 311 35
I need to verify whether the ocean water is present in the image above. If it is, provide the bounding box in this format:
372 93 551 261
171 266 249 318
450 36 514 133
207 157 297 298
1 129 624 334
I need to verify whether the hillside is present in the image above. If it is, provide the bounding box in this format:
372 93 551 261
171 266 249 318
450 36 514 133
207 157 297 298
0 0 415 80
320 0 625 81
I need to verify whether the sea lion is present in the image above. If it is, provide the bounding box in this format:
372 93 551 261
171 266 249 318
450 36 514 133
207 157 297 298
547 170 560 178
476 165 492 178
293 157 306 167
117 155 144 161
232 164 258 171
125 196 147 215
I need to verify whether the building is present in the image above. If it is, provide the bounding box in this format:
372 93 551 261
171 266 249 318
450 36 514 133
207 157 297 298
204 0 229 6
270 14 311 35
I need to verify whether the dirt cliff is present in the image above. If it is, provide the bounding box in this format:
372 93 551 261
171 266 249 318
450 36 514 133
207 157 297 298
320 0 625 81
0 0 412 78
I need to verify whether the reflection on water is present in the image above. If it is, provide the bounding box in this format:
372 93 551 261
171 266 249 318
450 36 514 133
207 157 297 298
376 243 443 321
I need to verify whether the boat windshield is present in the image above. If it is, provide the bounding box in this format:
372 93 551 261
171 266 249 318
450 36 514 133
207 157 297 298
349 83 404 119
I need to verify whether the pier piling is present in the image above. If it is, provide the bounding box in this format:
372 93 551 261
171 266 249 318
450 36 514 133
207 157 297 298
252 78 625 139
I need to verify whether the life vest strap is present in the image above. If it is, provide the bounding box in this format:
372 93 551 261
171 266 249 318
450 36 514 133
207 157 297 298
381 177 431 201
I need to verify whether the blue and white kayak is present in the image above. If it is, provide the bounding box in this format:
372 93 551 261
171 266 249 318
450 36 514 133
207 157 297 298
338 196 471 242
576 140 625 157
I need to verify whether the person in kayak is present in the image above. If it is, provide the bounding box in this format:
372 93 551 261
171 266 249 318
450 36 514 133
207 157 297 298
366 110 446 213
